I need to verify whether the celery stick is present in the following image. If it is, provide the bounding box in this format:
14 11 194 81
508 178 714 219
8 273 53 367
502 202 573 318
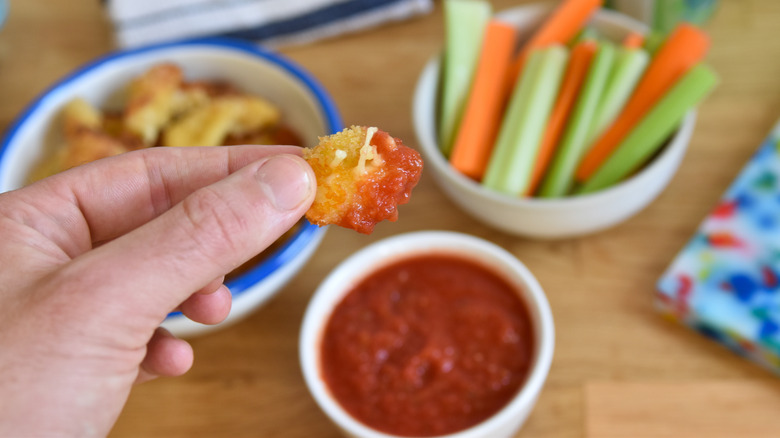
482 49 545 193
577 64 718 194
539 41 617 198
643 30 665 56
585 47 649 147
569 27 598 47
438 0 492 157
482 46 568 196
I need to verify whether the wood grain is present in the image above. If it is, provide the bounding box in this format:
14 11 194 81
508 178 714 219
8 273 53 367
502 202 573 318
585 381 780 438
2 1 780 437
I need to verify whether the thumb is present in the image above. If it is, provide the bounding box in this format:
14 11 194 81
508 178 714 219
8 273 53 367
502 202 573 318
63 154 315 327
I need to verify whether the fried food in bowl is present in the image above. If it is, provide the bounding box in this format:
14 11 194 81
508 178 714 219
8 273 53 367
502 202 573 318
0 38 341 337
304 126 423 234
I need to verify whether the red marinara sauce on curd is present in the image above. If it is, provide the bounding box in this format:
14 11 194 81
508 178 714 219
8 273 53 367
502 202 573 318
320 254 535 437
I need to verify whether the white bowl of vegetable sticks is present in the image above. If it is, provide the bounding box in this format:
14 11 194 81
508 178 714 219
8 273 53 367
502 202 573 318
413 0 716 239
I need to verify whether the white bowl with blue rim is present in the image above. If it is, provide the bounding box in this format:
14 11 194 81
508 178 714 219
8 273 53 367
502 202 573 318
0 38 341 337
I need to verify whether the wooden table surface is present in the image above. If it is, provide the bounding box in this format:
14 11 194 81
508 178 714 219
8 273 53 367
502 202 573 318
3 1 780 437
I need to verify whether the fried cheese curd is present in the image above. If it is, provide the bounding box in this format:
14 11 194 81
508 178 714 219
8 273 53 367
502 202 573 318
303 126 423 234
30 63 298 182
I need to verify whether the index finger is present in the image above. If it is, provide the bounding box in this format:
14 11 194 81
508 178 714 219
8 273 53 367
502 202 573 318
17 145 305 251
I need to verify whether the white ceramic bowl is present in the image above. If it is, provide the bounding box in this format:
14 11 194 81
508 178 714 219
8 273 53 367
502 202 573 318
412 4 696 239
0 38 342 337
300 231 555 438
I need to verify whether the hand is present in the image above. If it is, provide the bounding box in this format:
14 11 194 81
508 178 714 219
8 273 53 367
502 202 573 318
0 145 315 437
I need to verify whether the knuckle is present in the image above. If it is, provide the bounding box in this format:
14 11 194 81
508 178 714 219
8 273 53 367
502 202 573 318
180 187 251 263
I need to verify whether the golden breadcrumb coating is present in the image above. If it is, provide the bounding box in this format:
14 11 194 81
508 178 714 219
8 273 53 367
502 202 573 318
61 130 127 170
123 63 183 145
162 96 280 147
304 126 423 234
26 98 127 183
62 98 102 136
162 98 243 147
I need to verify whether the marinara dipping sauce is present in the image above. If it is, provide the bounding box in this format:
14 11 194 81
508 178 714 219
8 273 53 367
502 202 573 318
320 254 535 437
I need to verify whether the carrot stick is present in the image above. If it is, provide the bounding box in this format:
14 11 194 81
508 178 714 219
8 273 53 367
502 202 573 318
449 20 518 181
623 31 644 48
505 0 602 90
525 40 597 195
574 23 710 182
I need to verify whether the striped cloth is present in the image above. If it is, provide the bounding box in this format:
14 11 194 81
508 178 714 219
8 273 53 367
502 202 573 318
105 0 433 48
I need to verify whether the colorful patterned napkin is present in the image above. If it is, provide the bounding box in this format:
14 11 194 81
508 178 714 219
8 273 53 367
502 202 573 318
657 120 780 373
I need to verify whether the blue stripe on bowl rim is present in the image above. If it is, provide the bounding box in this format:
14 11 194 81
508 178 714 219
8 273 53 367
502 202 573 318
0 37 343 303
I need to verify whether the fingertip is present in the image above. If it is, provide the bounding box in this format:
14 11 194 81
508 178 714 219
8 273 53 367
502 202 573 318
196 276 226 295
180 284 232 325
255 154 316 212
139 327 194 382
